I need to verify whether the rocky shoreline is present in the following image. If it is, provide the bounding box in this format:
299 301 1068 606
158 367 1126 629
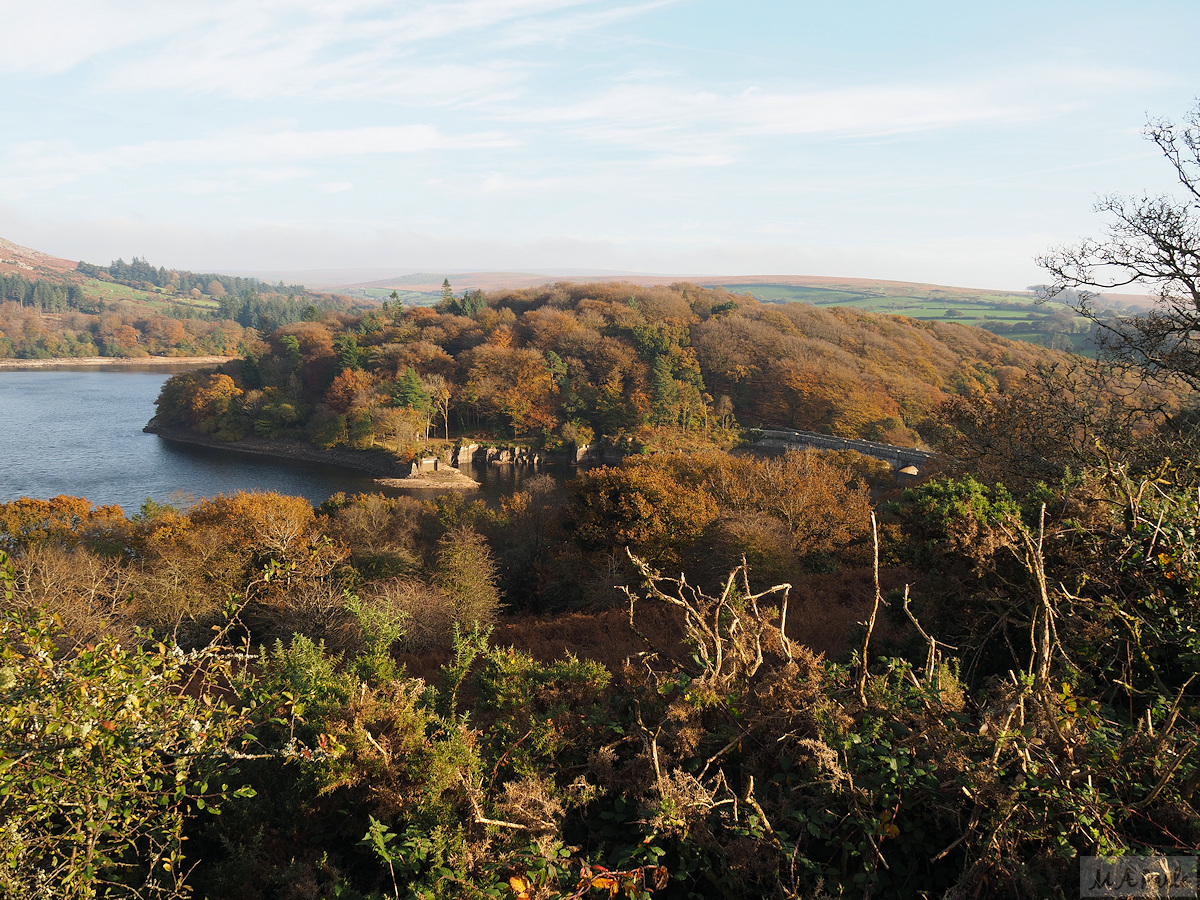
0 355 233 370
143 422 480 491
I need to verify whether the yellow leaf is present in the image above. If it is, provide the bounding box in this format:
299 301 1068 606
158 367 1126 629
591 875 618 895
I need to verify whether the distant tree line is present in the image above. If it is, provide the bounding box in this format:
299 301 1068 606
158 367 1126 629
0 257 367 360
213 289 349 334
0 273 95 313
74 256 362 332
0 303 252 360
77 256 307 299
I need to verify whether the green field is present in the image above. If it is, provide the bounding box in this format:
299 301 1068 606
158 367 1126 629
79 278 161 303
360 287 441 306
77 277 225 315
710 281 1096 353
712 281 1066 314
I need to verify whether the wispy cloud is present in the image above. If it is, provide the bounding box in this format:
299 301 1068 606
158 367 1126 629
4 0 635 104
0 125 513 197
0 1 202 75
495 0 681 47
505 62 1170 145
1 0 1193 290
646 152 735 169
478 172 563 193
20 124 508 166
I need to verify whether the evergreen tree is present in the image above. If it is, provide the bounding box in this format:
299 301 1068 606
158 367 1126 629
393 366 430 413
650 356 679 426
333 333 362 374
459 289 486 317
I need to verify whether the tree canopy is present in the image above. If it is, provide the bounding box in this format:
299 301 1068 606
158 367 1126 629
153 280 1081 459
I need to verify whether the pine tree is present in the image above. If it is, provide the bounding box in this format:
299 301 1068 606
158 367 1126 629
393 366 430 413
333 333 362 374
650 356 679 426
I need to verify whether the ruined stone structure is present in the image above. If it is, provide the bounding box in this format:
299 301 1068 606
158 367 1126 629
451 440 624 469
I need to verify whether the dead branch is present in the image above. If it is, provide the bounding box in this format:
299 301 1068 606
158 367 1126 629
858 512 883 706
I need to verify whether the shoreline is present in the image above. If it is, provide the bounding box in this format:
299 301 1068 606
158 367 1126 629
145 422 480 491
0 355 234 370
375 473 481 490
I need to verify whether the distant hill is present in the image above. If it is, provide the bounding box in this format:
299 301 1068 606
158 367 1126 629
0 238 368 360
319 269 1142 354
0 234 1152 357
0 237 77 277
153 279 1091 454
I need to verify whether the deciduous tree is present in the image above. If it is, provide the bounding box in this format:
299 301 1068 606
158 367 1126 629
421 373 452 439
1040 104 1200 393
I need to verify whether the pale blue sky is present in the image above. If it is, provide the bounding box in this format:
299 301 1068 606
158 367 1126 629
1 0 1197 289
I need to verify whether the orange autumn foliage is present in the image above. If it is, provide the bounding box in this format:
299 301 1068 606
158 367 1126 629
0 496 126 551
324 368 376 414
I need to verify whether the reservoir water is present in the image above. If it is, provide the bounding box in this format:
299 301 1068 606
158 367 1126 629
0 368 565 512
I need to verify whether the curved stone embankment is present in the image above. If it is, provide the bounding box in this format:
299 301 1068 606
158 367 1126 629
143 422 480 491
753 428 937 474
0 355 233 370
452 442 561 468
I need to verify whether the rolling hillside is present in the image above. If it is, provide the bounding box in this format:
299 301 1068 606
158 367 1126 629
0 238 366 359
324 269 1142 354
0 234 1147 359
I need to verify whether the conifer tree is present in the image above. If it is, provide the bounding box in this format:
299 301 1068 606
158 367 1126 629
393 366 430 414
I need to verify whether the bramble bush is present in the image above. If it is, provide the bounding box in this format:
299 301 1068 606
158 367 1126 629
0 550 259 898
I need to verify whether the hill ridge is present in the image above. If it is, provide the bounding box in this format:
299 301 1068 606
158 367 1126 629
0 237 77 277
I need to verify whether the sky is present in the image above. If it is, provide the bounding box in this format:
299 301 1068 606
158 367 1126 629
1 0 1198 290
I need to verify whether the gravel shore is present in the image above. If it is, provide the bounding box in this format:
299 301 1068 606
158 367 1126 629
145 422 480 491
0 355 233 370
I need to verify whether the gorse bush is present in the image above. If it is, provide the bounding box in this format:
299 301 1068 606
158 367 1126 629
2 457 1199 897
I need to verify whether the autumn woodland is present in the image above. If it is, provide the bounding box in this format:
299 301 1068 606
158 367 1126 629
1 251 1199 900
7 111 1200 898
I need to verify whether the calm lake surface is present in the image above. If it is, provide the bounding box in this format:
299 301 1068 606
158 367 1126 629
0 368 565 512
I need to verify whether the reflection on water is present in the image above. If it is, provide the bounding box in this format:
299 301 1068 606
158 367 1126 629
0 368 584 512
468 461 581 507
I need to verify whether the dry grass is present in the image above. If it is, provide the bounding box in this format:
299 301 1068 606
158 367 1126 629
491 602 687 674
